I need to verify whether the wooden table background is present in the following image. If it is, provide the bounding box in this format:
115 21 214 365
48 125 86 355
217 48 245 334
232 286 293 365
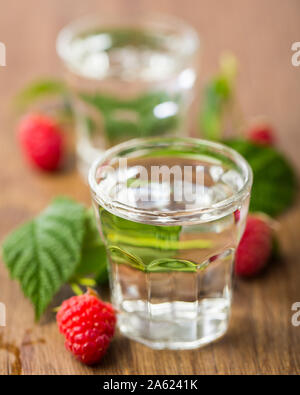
0 0 300 375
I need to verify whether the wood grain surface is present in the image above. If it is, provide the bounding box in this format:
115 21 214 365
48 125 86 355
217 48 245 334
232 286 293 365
0 0 300 375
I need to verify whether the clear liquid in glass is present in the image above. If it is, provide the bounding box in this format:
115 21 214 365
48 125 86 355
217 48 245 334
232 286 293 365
93 155 249 349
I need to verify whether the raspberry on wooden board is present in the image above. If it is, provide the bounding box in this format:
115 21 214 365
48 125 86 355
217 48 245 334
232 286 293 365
18 113 64 171
235 215 273 277
56 289 116 365
247 124 275 146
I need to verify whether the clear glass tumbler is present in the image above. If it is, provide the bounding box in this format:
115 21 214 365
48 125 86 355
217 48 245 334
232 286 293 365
89 137 252 349
57 14 200 179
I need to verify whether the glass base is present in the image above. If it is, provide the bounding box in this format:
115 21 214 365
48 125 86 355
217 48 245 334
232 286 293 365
117 299 230 350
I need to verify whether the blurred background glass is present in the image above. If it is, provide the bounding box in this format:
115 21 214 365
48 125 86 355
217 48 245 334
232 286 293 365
57 14 200 178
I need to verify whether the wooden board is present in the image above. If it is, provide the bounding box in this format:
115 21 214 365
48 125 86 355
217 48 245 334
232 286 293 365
0 0 300 375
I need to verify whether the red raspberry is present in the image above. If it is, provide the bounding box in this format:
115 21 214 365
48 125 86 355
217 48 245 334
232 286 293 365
235 215 272 277
247 124 275 146
56 289 116 365
18 113 64 171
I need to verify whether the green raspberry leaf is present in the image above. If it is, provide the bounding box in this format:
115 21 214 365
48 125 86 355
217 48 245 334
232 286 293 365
224 139 298 217
2 197 86 320
199 54 237 141
14 78 69 111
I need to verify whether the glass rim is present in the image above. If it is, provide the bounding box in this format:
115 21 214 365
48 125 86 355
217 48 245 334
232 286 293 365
88 137 253 225
56 12 200 69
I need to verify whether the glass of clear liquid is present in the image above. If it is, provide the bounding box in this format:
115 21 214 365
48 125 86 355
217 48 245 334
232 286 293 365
57 14 199 179
89 137 252 350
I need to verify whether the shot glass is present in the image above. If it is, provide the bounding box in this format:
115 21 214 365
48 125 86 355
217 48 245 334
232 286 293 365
88 137 252 349
56 14 200 179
